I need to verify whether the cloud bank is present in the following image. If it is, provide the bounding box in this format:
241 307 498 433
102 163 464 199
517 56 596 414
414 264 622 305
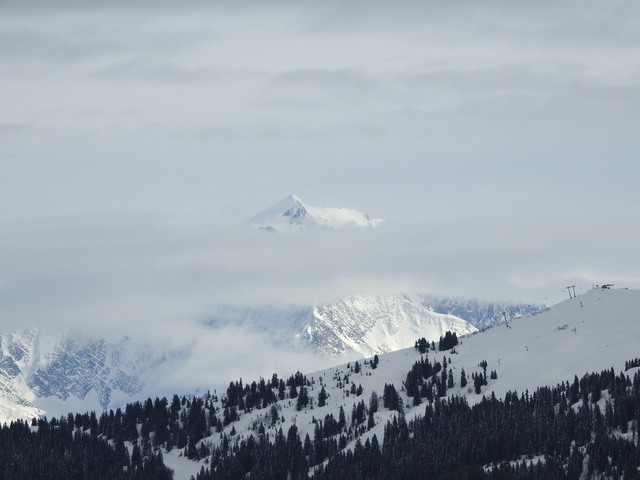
2 214 638 335
1 0 639 398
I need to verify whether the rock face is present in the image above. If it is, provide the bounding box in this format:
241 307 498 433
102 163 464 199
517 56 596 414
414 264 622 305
0 329 176 422
30 336 147 406
0 330 42 421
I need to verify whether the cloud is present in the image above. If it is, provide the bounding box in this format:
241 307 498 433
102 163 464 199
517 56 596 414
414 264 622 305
148 322 335 397
2 207 640 401
2 212 639 335
1 0 639 343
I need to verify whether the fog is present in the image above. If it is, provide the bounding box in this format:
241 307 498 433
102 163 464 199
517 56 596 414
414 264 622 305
1 0 639 397
3 214 638 333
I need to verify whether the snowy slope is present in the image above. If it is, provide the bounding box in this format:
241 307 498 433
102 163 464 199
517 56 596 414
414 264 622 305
170 288 640 480
442 287 640 402
247 194 385 232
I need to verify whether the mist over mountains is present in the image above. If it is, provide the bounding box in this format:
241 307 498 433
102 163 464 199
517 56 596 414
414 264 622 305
0 195 549 422
0 193 636 480
4 287 632 480
0 291 537 422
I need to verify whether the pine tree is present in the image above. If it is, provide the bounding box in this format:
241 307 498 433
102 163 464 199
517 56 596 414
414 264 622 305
296 387 309 411
317 386 328 407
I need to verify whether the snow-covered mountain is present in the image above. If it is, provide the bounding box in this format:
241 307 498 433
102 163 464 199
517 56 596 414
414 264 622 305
0 293 535 423
160 287 640 479
204 294 478 357
0 292 541 424
247 194 385 232
0 295 474 423
292 295 477 356
0 329 183 422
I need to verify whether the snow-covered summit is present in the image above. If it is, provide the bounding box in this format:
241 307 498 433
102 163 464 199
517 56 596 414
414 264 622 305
247 195 385 232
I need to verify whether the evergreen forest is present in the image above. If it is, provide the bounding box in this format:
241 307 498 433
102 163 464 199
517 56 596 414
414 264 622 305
2 353 640 479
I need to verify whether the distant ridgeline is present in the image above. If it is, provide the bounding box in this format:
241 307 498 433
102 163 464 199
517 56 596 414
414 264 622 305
420 296 545 330
4 352 640 479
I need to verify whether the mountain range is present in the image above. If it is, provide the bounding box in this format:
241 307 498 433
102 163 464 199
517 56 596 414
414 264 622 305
0 196 547 425
0 293 540 423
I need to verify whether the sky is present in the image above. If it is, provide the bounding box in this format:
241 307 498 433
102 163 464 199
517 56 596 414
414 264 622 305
1 1 640 390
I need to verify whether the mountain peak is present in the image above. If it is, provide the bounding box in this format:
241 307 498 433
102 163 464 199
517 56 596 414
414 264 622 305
247 195 384 232
280 195 309 221
285 193 304 204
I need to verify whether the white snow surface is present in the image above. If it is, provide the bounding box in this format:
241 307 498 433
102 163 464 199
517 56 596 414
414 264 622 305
296 294 477 356
247 194 385 232
171 288 640 480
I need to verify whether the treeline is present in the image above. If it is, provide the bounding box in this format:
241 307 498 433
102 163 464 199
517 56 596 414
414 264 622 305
0 416 171 480
224 371 308 411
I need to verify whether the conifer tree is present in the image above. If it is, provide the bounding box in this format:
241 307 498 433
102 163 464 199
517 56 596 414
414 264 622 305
317 385 328 407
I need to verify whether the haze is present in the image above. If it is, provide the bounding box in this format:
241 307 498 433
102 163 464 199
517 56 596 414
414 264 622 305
1 0 639 393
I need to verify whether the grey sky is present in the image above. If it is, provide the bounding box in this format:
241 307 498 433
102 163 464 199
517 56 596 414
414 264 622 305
1 0 640 326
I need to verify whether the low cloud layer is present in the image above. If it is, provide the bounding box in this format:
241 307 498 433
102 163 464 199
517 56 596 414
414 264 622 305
2 215 638 334
1 211 639 401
